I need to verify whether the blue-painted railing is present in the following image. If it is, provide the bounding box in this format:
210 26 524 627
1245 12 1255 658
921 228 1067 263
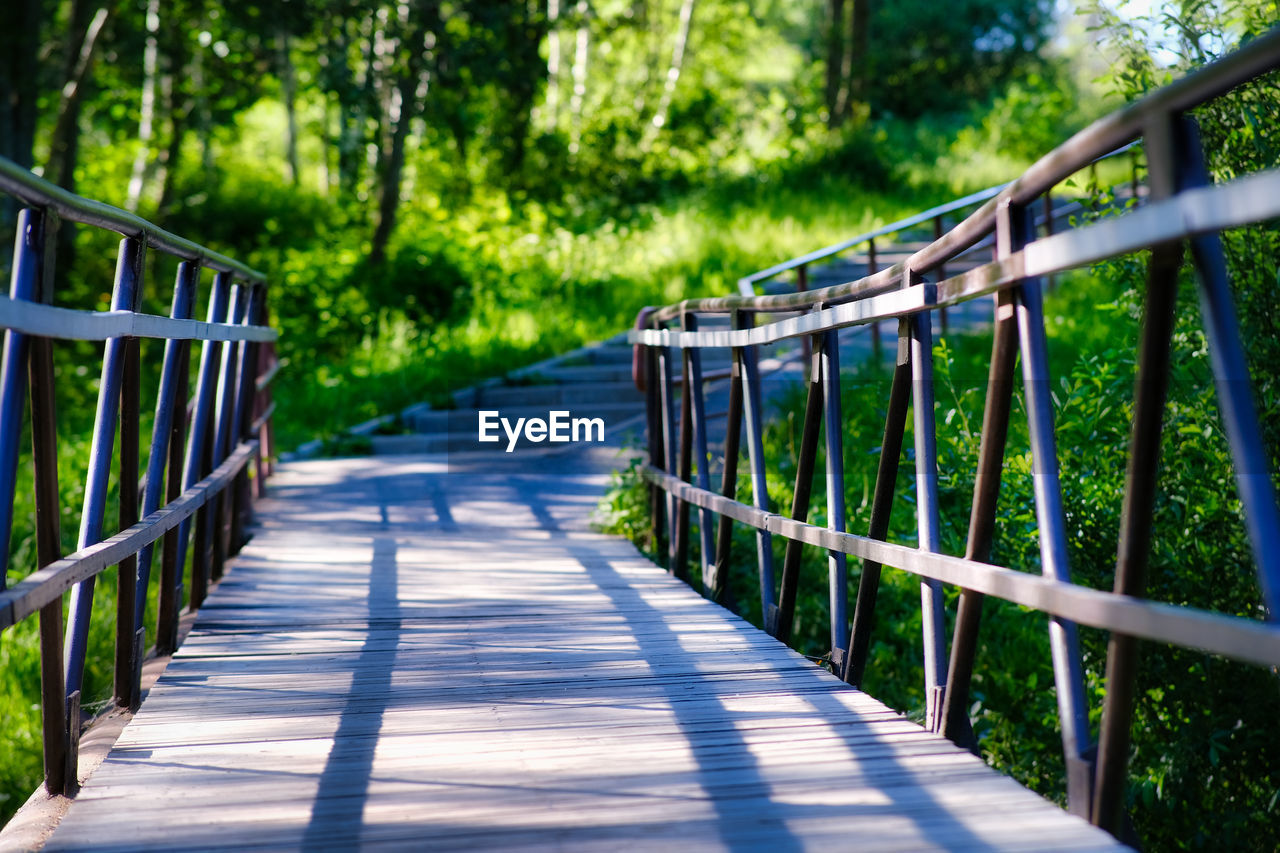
0 161 277 797
634 29 1280 839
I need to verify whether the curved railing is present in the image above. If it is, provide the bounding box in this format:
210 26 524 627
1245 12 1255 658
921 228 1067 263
631 28 1280 837
0 159 277 798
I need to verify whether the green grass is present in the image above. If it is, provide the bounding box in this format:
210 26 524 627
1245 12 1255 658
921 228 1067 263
269 175 944 454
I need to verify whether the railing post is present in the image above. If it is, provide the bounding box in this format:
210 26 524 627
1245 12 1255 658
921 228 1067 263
684 312 715 590
0 209 40 590
940 287 1019 752
843 320 911 686
114 241 145 712
774 322 824 643
64 236 143 703
709 310 746 604
738 313 776 622
229 284 264 553
642 325 667 559
210 283 248 581
3 208 72 795
1007 197 1094 817
672 318 694 583
821 324 848 664
141 262 198 657
184 271 232 611
907 269 947 731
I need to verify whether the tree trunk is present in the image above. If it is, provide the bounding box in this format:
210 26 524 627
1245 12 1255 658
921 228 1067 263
545 0 561 130
370 2 431 267
568 0 589 155
47 2 112 191
0 0 40 171
277 26 301 187
127 0 161 211
846 0 870 121
369 84 413 267
0 0 40 274
646 0 696 146
825 0 845 126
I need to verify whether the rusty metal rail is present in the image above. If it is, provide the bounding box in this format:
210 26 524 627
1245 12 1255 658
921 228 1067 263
631 28 1280 838
0 158 278 799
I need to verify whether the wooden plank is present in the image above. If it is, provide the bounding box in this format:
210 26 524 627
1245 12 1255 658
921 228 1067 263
41 456 1126 852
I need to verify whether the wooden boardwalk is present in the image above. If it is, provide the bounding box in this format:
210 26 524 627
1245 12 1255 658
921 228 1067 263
36 446 1125 851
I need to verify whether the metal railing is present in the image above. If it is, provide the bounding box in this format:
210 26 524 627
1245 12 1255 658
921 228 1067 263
0 158 278 798
631 29 1280 837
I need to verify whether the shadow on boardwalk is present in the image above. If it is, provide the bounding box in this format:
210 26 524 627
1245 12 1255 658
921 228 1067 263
36 449 1123 851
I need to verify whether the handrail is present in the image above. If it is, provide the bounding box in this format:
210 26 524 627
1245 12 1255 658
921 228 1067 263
0 161 278 802
735 139 1140 301
0 156 265 283
736 183 1008 294
631 27 1280 841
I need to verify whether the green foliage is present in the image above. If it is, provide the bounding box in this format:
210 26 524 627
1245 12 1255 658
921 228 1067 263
863 0 1057 118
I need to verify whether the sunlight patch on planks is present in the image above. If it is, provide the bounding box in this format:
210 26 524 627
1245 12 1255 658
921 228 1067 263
41 455 1127 851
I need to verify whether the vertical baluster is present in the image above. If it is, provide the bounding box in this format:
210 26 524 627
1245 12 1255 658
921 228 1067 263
822 325 848 663
843 320 911 686
65 237 143 702
908 274 947 730
644 338 666 559
1179 127 1280 618
0 209 40 589
252 293 269 497
209 284 248 580
657 329 679 574
138 262 198 655
684 313 714 590
775 326 824 644
1009 197 1093 817
4 210 71 793
156 313 192 654
672 321 693 583
230 284 265 551
183 272 232 610
739 313 776 625
114 248 145 711
940 288 1019 751
709 311 746 603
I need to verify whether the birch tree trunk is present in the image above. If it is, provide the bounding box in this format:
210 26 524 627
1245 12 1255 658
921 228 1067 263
277 26 301 187
645 0 696 146
545 0 561 130
48 1 112 191
568 0 590 155
127 0 161 211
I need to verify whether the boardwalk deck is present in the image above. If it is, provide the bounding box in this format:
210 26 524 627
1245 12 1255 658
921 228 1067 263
38 447 1125 851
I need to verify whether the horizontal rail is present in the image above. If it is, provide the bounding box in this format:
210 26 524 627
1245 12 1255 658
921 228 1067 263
737 183 1007 293
0 156 265 283
0 441 257 631
631 166 1280 350
643 466 1280 669
0 296 277 342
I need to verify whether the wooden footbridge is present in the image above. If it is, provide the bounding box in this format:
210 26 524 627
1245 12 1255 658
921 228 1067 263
3 34 1280 851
